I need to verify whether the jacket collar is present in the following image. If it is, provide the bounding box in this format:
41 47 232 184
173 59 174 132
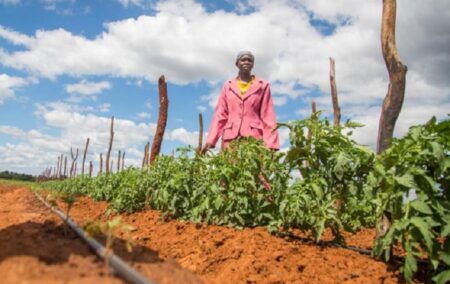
228 76 263 100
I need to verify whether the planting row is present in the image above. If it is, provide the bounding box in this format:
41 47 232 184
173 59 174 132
38 115 450 283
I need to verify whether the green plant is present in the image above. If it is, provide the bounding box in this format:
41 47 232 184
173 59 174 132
84 216 135 258
279 112 377 242
372 117 450 283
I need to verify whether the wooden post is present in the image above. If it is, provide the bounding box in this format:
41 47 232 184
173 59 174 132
150 75 169 164
70 148 79 178
110 160 113 173
307 101 317 141
329 58 341 127
121 151 125 170
105 116 114 174
89 161 93 177
81 138 90 176
56 156 61 179
377 0 407 154
56 154 62 178
305 101 317 168
142 142 149 167
197 113 204 153
117 150 121 172
63 156 67 178
99 153 103 176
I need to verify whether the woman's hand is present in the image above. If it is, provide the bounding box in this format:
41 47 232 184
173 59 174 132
201 143 213 154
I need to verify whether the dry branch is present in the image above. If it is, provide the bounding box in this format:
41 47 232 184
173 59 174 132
56 156 61 179
89 161 93 177
198 113 204 153
63 156 67 178
329 58 341 128
142 142 149 167
99 153 103 176
306 101 317 141
150 75 169 164
117 150 121 172
105 116 115 174
121 151 125 170
377 0 407 154
81 138 90 176
70 147 79 178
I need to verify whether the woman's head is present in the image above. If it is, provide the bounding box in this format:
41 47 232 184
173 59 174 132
235 51 254 74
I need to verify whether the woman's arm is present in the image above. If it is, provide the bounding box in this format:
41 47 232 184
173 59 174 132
259 83 280 150
205 84 229 148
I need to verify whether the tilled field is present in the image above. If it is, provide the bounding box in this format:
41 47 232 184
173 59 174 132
0 183 201 284
0 182 403 283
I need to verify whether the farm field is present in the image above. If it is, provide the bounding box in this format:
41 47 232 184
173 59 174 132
0 181 402 283
0 182 202 284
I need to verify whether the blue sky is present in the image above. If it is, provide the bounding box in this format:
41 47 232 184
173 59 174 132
1 0 449 175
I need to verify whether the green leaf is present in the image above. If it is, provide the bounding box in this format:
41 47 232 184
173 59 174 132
441 222 450 237
410 200 433 215
432 270 450 284
333 152 349 181
410 217 433 252
403 249 417 282
439 251 450 266
429 141 443 158
394 173 416 188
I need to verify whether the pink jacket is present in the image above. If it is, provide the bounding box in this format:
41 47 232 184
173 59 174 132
206 76 280 150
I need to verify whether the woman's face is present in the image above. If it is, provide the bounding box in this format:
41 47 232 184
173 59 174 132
236 55 254 73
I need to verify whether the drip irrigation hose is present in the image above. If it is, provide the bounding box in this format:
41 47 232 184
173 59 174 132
34 192 154 284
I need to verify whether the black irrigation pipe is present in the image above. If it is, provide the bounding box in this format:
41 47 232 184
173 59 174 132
34 192 154 284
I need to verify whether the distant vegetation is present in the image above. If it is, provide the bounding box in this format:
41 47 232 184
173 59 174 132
0 171 35 182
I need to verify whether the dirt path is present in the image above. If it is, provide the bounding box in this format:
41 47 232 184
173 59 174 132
0 183 202 284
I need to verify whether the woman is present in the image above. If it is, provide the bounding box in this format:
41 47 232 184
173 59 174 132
202 51 280 153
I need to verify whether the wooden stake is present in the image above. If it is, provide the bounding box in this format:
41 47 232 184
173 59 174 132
63 156 67 178
121 151 125 170
142 142 149 168
70 147 79 178
377 0 407 154
56 156 61 179
306 101 317 141
105 116 114 174
89 161 93 177
198 113 204 153
117 150 121 172
150 75 169 164
81 138 90 176
99 153 103 176
329 58 341 128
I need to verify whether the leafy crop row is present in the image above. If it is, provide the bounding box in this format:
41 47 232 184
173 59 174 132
38 115 449 283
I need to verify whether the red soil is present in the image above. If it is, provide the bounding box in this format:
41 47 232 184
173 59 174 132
1 182 406 283
0 183 202 284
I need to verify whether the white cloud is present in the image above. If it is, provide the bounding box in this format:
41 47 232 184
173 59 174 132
117 0 147 8
136 112 151 119
98 103 111 113
168 127 199 146
196 105 207 113
0 0 449 170
0 101 202 174
201 86 222 108
65 80 111 96
0 74 28 104
0 0 20 5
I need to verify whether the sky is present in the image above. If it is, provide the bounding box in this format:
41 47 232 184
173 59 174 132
0 0 449 176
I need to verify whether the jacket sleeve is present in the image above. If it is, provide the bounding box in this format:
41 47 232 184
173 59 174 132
260 83 280 150
205 84 229 148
